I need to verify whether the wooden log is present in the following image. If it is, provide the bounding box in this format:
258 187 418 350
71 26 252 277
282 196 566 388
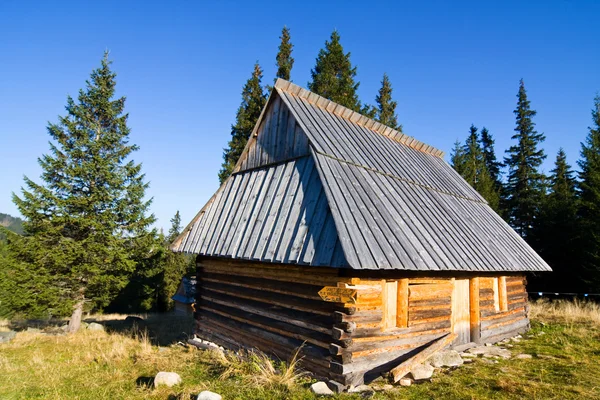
391 333 456 382
408 283 453 300
202 272 324 301
481 306 525 322
332 310 382 324
498 276 508 312
470 277 480 343
200 293 332 334
397 278 409 328
199 302 333 349
481 318 529 341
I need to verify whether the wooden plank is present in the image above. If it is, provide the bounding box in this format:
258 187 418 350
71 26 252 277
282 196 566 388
397 279 409 328
382 281 398 330
391 333 456 382
469 277 480 343
452 279 470 344
499 276 508 312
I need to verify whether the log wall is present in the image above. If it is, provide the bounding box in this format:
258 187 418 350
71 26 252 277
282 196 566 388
193 259 529 387
479 275 529 343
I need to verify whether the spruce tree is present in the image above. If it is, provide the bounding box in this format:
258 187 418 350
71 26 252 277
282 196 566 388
532 149 578 291
457 125 500 210
275 26 294 82
450 140 467 175
480 127 502 189
577 95 600 291
10 53 154 331
168 210 182 243
375 73 401 131
219 63 267 183
503 79 546 238
308 30 361 112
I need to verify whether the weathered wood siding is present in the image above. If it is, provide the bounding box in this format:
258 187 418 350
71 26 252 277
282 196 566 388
238 95 309 172
479 275 529 343
193 266 529 387
194 259 356 380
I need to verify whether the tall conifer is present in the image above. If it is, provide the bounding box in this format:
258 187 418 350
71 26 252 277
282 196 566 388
375 73 401 131
219 64 267 183
503 79 546 238
457 125 500 210
10 53 155 331
275 26 294 82
308 30 361 112
577 95 600 291
532 149 578 291
480 127 502 189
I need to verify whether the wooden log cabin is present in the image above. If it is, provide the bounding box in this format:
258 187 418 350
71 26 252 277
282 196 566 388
171 79 551 387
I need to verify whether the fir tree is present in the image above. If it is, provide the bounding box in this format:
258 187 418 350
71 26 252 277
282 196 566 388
577 95 600 291
457 125 500 210
219 64 267 183
308 30 361 112
450 140 467 175
503 79 546 238
480 127 502 189
275 26 294 82
168 210 182 243
375 73 401 131
10 53 155 331
531 149 578 291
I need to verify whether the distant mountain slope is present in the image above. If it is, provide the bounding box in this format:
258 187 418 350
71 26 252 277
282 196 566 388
0 213 24 235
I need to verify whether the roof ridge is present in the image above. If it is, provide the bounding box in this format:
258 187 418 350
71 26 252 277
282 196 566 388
274 78 445 158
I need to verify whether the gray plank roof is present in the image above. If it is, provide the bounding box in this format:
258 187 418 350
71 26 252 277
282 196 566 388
173 79 551 272
174 156 348 267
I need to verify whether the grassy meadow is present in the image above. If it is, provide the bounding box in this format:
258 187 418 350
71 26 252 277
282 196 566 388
1 300 599 399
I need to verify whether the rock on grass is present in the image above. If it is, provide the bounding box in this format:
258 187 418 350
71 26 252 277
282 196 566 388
311 381 334 396
154 372 182 388
197 391 222 400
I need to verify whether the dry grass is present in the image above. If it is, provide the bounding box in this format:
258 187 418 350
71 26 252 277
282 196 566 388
529 298 600 325
249 346 308 389
2 302 600 399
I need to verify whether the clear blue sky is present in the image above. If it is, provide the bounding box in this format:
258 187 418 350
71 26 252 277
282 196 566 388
1 0 599 231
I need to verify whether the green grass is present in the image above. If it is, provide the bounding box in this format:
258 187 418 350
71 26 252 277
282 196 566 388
1 301 600 399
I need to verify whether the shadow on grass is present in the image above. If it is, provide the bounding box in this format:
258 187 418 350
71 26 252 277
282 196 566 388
5 313 194 346
135 376 154 389
97 314 194 346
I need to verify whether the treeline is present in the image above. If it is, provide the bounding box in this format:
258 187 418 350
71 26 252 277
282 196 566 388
450 81 600 294
0 54 194 327
218 27 402 183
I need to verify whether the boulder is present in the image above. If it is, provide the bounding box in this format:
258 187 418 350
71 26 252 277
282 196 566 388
467 346 512 359
154 372 182 388
453 342 477 352
348 384 374 394
410 363 434 381
0 331 16 344
87 322 105 332
429 350 464 368
399 378 412 387
516 354 532 359
197 391 222 400
310 381 334 396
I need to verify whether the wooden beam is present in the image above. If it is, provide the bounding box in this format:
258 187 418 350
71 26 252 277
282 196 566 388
469 277 480 343
382 281 398 330
397 278 409 328
498 276 508 312
391 333 456 382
